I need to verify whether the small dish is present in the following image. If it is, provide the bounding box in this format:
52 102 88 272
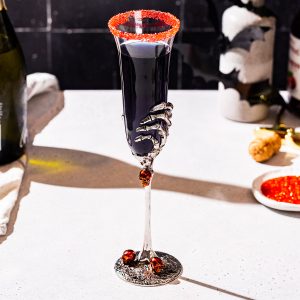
252 168 300 211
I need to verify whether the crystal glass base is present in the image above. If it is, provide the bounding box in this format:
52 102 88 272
114 251 182 286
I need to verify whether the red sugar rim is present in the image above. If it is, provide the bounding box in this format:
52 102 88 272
108 10 180 42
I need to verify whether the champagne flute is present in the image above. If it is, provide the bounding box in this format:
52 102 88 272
108 10 182 286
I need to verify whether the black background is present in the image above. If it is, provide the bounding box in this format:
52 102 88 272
6 0 300 90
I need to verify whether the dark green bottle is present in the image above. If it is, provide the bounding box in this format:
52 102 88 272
0 0 27 165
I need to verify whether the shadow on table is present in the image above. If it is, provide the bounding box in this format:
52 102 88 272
27 145 256 205
177 276 254 300
0 144 257 244
264 151 298 167
4 143 300 244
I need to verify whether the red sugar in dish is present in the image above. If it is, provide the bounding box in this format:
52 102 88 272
261 176 300 204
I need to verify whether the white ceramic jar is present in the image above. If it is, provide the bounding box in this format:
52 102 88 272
219 0 276 122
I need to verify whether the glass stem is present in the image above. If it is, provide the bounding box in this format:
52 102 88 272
138 176 156 262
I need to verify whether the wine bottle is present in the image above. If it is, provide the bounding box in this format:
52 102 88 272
288 10 300 117
219 0 276 122
0 0 27 165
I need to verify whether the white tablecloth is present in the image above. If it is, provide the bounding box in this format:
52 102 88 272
0 90 299 300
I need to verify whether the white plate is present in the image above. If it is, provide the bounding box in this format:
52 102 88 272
252 168 300 211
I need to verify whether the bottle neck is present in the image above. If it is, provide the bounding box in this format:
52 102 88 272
0 0 7 11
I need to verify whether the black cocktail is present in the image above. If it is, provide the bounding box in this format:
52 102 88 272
109 10 181 286
120 41 170 156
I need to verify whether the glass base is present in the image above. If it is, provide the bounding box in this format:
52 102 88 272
114 251 182 286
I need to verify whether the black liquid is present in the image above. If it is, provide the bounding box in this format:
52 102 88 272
120 41 171 156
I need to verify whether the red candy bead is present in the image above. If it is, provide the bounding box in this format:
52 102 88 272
139 169 152 187
150 257 164 273
122 249 136 265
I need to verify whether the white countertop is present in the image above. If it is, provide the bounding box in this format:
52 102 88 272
0 90 300 300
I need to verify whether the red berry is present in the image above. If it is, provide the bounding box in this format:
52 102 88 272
150 257 164 273
139 169 152 187
122 249 136 265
